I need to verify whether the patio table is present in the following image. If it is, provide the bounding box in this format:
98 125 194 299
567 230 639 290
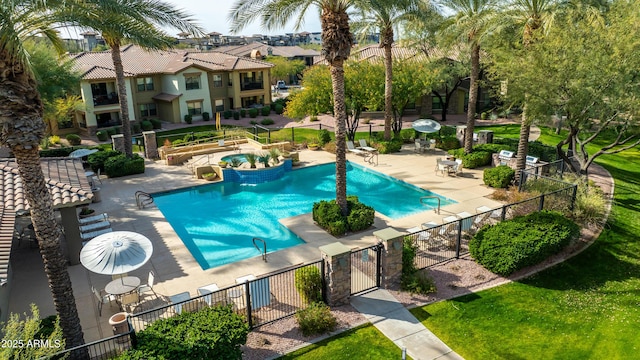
105 276 140 296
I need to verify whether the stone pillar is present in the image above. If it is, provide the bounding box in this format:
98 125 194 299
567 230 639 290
478 130 494 145
142 131 158 159
373 228 405 288
456 125 467 147
319 242 351 306
61 207 83 265
112 134 125 153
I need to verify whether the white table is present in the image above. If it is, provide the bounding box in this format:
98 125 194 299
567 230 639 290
105 276 140 296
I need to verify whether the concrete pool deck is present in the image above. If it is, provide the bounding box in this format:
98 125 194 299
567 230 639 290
8 143 503 343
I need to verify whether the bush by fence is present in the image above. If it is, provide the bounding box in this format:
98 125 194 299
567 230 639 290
104 154 145 177
312 196 375 236
484 165 515 188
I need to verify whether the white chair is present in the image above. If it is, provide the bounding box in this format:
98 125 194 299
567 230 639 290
197 283 220 306
169 291 191 315
436 160 448 177
91 168 103 186
346 141 366 157
92 286 116 316
137 271 157 298
414 140 424 153
358 139 377 152
454 159 463 176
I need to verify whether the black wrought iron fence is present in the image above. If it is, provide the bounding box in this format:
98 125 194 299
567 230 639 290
41 331 134 360
350 245 381 295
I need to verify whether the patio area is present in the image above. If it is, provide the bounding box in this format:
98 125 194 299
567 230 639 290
8 142 503 342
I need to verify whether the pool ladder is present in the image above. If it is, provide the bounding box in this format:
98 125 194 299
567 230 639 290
252 237 267 262
420 196 441 214
135 191 154 209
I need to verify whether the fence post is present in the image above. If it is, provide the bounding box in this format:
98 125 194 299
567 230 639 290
500 206 507 221
267 129 271 144
244 280 253 328
372 228 405 288
570 184 578 213
369 124 372 139
455 220 462 259
376 245 382 288
319 242 351 306
319 123 322 130
539 194 545 211
291 127 295 143
321 260 327 304
518 170 526 192
128 321 138 348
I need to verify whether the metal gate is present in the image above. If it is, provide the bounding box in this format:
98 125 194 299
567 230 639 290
351 244 382 295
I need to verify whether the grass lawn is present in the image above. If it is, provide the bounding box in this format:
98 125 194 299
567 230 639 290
410 126 640 359
277 324 412 360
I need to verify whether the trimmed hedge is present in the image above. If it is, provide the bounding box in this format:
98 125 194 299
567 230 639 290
233 111 240 120
261 105 271 116
274 103 284 114
104 154 145 177
447 149 493 169
438 136 461 150
96 131 109 141
40 147 76 157
65 134 81 146
294 266 323 305
469 211 580 275
312 196 375 236
150 119 162 129
375 139 402 154
106 127 117 137
223 110 232 119
248 108 258 118
140 120 153 131
260 118 274 125
115 305 248 360
87 150 121 172
483 165 515 188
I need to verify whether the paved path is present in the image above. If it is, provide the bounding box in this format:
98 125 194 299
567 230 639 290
351 290 464 360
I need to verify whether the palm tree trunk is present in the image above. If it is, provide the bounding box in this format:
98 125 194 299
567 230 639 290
331 63 348 215
464 43 480 153
516 112 530 171
109 42 133 157
382 28 394 141
1 53 86 357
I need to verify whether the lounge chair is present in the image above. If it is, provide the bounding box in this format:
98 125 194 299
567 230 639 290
197 283 223 306
358 139 377 152
80 227 112 241
476 206 503 224
169 291 191 315
79 220 111 233
346 141 366 157
78 213 108 225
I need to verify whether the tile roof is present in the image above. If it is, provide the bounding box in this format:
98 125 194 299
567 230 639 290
71 45 274 80
0 208 15 281
214 42 320 58
313 44 461 65
0 158 93 213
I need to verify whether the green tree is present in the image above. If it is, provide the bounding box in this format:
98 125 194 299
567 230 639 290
391 58 436 134
440 0 497 153
230 0 356 214
284 65 333 118
68 0 203 157
351 0 424 141
265 55 306 86
1 305 65 360
0 0 87 353
344 59 384 140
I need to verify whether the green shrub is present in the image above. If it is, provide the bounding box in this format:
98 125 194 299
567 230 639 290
49 135 60 145
233 111 240 120
223 110 232 119
469 211 580 275
294 266 323 305
87 150 120 172
274 103 284 114
104 154 145 177
375 140 402 154
440 126 456 137
312 196 375 236
439 136 461 150
463 151 492 168
473 143 513 154
260 118 274 125
202 112 210 121
96 131 109 141
150 119 162 129
117 305 248 360
240 109 246 117
172 139 185 146
248 108 258 118
250 120 257 125
261 105 271 116
184 114 192 124
65 134 81 146
39 147 76 157
527 140 557 162
400 237 436 294
295 302 336 337
140 120 153 131
483 165 515 188
131 122 141 134
317 129 332 146
106 127 117 137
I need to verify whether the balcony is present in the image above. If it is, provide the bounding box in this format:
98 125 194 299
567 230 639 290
240 81 264 91
93 93 119 106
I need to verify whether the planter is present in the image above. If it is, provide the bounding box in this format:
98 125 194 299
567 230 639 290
202 173 217 181
79 209 96 218
307 145 319 151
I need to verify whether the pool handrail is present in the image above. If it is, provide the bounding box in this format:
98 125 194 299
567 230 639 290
252 237 267 262
420 196 441 214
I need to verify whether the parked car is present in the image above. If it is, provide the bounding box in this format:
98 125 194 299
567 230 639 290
276 80 287 90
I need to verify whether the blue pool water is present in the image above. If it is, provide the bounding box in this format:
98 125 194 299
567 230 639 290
154 162 455 269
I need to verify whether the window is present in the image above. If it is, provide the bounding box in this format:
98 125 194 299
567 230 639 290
185 75 200 90
187 101 202 116
136 77 154 91
213 74 223 88
215 99 224 112
140 103 157 117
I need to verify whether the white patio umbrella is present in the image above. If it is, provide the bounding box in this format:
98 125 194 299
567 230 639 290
411 119 442 136
70 148 99 158
80 231 153 276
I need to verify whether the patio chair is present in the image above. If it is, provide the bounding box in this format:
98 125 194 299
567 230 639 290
346 141 366 157
358 139 377 152
120 291 140 313
453 159 463 176
414 140 425 153
92 286 117 316
91 168 103 187
137 271 157 298
435 159 448 177
197 283 223 306
169 291 191 315
78 213 108 225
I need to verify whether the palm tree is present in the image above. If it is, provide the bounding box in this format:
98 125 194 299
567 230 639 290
69 0 203 157
0 0 86 354
230 0 356 214
440 0 496 154
351 0 423 141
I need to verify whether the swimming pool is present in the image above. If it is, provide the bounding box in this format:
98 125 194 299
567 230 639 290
154 162 455 269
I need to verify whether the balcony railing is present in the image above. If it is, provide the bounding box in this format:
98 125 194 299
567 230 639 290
93 94 119 106
240 81 264 91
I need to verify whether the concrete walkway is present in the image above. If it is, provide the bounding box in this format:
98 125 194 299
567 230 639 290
351 290 463 360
